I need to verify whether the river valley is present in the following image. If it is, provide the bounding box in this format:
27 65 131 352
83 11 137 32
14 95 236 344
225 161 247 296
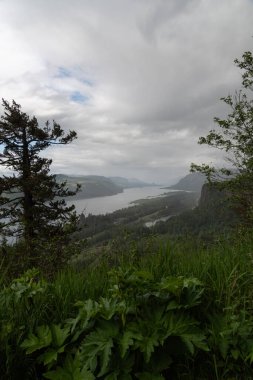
67 186 174 215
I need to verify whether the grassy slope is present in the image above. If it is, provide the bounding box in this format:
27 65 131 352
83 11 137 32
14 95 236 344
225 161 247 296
0 182 252 378
1 229 253 379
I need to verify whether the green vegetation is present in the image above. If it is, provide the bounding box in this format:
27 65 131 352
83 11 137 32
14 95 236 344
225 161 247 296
56 175 152 200
1 51 253 378
1 231 253 379
60 175 123 200
0 99 79 265
152 183 239 240
73 191 198 248
191 51 253 223
167 172 206 193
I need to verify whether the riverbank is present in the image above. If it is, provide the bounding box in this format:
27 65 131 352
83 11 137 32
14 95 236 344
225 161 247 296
67 186 174 215
72 190 199 250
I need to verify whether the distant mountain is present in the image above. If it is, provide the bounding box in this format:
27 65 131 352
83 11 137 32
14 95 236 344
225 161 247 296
109 177 154 188
56 174 154 200
56 175 123 199
167 173 206 193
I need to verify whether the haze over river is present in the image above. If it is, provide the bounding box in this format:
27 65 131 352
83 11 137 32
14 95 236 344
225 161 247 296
68 186 173 215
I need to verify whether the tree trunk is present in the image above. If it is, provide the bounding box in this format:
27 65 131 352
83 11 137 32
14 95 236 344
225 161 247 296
22 126 34 246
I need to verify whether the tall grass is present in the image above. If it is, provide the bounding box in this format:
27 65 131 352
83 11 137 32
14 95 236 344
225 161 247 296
1 230 253 378
1 230 253 321
125 231 253 311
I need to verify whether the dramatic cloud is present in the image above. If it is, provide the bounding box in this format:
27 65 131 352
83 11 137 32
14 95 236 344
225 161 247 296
0 0 253 183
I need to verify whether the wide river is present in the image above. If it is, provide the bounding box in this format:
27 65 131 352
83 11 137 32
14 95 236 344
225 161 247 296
68 186 172 216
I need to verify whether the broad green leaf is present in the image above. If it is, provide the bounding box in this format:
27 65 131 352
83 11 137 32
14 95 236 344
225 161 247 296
44 368 94 380
51 324 70 347
119 330 142 358
80 321 118 376
104 371 119 380
159 277 184 296
136 372 164 380
181 336 194 355
183 278 202 288
105 373 132 380
231 349 240 360
98 338 113 377
68 299 99 334
44 354 95 380
136 334 160 363
246 350 253 364
21 325 52 354
99 297 119 320
218 337 229 359
128 270 154 282
39 349 58 366
181 333 209 354
119 375 132 380
166 300 182 311
39 346 65 366
163 312 195 337
181 286 204 308
149 350 173 372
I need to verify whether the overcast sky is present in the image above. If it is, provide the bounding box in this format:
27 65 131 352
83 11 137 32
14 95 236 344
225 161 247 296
0 0 253 184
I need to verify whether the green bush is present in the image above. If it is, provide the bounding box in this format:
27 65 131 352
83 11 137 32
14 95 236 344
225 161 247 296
20 269 208 379
1 231 253 379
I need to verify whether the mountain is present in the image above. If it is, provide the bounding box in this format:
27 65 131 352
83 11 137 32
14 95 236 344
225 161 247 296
153 182 238 238
109 177 153 188
167 173 206 193
56 175 123 199
56 175 154 200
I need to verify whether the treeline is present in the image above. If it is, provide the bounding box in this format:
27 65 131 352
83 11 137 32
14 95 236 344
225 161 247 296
73 191 199 246
152 184 239 239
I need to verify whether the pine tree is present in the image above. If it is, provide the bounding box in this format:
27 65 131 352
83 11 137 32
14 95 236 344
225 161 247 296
0 99 80 250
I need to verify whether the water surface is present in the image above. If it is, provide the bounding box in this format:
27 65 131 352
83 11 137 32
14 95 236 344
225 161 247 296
68 186 171 215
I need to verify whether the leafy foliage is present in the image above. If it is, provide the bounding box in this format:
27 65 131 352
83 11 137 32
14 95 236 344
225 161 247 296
1 232 253 379
18 269 208 379
191 51 253 223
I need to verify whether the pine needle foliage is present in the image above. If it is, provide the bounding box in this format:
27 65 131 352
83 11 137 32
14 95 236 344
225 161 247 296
0 99 80 254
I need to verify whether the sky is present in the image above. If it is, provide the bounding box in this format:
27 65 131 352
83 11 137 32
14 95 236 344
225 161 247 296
0 0 253 184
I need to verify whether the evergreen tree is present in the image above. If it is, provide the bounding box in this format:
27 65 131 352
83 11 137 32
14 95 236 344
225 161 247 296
191 51 253 223
0 99 80 249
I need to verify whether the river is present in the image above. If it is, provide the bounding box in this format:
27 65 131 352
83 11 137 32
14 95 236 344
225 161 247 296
68 186 172 215
3 187 174 243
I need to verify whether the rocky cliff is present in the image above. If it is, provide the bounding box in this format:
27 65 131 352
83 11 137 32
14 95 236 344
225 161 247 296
198 183 227 208
168 173 206 193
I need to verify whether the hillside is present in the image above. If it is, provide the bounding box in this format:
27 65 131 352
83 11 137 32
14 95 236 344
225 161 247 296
56 174 123 199
109 176 153 188
167 172 206 193
72 190 199 248
56 175 154 199
153 183 238 238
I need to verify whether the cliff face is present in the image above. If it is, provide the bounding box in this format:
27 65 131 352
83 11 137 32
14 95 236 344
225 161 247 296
169 173 206 193
162 182 238 238
198 183 226 208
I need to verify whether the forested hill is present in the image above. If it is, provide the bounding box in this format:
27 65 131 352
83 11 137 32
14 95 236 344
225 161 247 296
109 176 154 188
167 172 206 193
56 175 153 199
153 182 238 238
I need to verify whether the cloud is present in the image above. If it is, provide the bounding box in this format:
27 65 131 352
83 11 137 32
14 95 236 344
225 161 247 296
0 0 253 183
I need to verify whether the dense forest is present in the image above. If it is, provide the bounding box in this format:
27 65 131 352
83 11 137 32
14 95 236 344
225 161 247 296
1 51 253 379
